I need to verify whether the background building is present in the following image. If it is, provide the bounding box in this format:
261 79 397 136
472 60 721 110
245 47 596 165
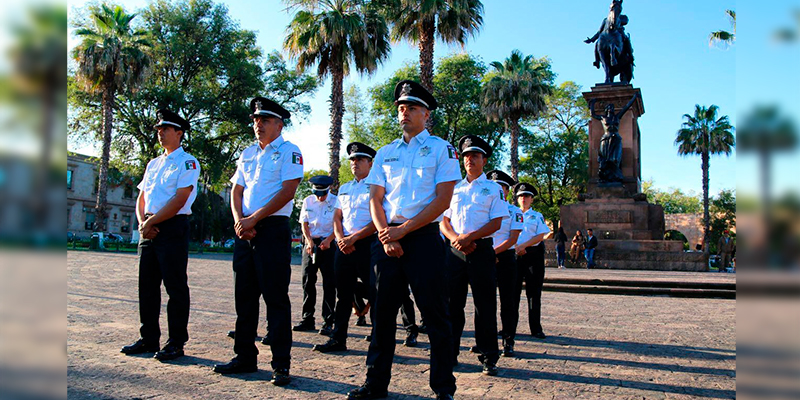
67 153 138 240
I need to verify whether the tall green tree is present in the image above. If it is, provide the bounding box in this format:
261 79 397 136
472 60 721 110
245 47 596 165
284 0 391 191
641 180 703 214
72 4 152 231
385 0 483 93
709 189 736 254
709 9 736 47
386 0 483 129
482 50 553 180
519 81 588 227
675 104 735 257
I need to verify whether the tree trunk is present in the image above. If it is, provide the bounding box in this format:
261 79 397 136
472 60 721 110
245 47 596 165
701 147 710 264
95 84 115 232
329 63 345 192
509 116 520 180
419 18 435 131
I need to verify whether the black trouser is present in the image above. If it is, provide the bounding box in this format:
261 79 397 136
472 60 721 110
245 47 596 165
231 217 292 370
496 249 519 340
138 215 190 346
516 244 545 335
300 237 336 326
399 288 418 332
447 238 499 363
332 235 376 343
365 224 456 396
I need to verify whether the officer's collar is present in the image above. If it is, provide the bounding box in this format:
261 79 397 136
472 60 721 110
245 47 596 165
463 172 487 185
260 134 285 151
399 129 430 146
164 146 185 159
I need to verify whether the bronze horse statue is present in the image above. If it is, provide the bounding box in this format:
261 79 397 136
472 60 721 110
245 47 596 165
585 0 634 84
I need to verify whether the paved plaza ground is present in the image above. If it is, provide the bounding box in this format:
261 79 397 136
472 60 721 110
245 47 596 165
67 251 735 399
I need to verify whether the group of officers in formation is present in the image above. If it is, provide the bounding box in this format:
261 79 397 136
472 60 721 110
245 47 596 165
120 80 551 400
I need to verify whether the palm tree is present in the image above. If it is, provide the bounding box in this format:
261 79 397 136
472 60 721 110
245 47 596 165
709 9 736 47
482 50 552 180
386 0 483 128
284 0 391 190
674 105 735 260
72 4 151 231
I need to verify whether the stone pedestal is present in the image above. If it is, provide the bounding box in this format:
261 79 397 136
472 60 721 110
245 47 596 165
555 85 706 271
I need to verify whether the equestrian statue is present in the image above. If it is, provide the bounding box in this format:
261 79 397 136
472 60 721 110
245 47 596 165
585 0 635 85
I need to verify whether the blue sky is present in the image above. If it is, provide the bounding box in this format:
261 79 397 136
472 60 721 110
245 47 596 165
66 0 798 196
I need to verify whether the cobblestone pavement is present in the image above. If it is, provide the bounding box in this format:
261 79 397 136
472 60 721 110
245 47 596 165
67 251 735 399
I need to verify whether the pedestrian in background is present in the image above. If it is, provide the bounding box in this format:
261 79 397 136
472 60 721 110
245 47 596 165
585 228 598 269
570 230 585 265
555 226 568 269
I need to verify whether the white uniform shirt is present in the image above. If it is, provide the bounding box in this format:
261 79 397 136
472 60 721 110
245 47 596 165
137 147 200 215
336 177 372 236
230 135 304 217
493 200 524 250
517 208 551 247
365 130 461 224
443 174 507 236
299 193 338 238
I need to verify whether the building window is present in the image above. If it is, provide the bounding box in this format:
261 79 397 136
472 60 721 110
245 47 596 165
67 170 73 190
121 213 131 233
84 210 96 231
124 184 134 199
93 174 99 195
67 208 71 227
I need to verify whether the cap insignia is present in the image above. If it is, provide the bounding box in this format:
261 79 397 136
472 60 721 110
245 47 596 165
400 83 412 97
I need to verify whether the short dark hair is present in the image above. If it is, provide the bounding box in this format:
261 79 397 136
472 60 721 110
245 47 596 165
587 228 593 232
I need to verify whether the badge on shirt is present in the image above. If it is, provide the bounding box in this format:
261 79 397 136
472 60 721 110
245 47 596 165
515 213 523 223
185 160 197 170
292 152 303 165
271 151 281 161
419 146 431 157
480 187 491 196
384 157 399 163
447 145 458 159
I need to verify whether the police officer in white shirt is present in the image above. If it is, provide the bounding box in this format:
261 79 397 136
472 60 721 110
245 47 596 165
313 143 376 353
440 135 507 376
213 97 302 387
295 175 338 335
514 182 551 340
347 81 460 400
121 109 200 362
486 170 523 357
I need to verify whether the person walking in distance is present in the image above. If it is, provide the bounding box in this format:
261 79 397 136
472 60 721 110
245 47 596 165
585 228 598 269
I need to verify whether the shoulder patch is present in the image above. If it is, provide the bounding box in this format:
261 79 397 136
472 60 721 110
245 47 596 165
292 152 303 165
185 160 197 170
447 145 458 159
515 213 524 223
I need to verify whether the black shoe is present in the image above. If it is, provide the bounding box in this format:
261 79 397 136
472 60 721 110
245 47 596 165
318 324 333 336
418 324 428 334
501 338 515 357
213 357 257 374
154 342 184 361
347 384 388 399
293 320 315 332
482 361 499 376
261 333 270 345
470 345 479 354
533 331 546 339
435 395 454 400
364 335 372 342
356 315 368 326
271 368 291 386
227 330 236 339
313 338 347 353
404 330 418 347
120 338 159 355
